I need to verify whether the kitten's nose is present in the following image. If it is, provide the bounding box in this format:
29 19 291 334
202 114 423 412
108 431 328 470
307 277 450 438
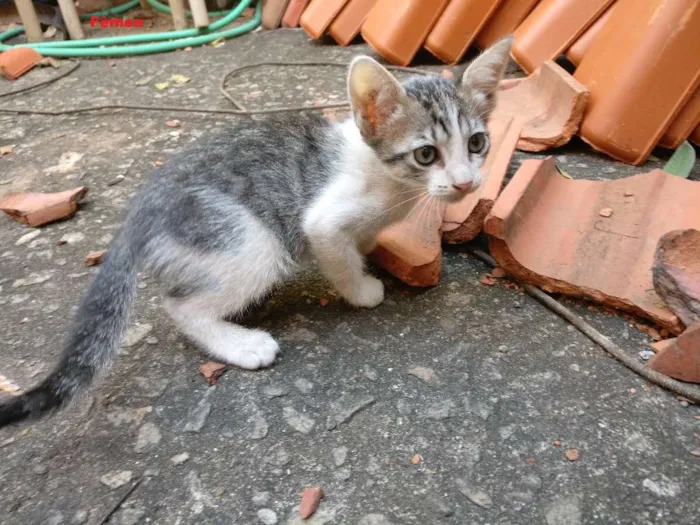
453 182 473 192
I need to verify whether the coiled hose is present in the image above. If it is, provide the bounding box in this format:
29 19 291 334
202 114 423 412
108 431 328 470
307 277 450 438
0 0 260 57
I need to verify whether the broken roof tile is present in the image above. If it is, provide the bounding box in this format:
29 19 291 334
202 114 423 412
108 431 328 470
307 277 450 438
484 157 700 334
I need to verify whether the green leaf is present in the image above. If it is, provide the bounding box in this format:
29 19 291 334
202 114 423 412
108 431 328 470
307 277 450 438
663 140 695 178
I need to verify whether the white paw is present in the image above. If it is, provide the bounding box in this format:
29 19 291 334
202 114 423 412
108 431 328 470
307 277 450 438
223 330 280 370
345 275 385 309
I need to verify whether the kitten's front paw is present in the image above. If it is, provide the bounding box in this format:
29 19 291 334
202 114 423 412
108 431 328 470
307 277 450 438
223 330 280 370
345 275 385 308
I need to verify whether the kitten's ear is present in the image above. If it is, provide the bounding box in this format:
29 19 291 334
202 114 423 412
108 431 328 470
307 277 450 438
460 36 513 117
347 56 406 137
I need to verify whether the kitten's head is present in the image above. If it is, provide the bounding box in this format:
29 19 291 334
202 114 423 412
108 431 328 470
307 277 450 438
347 37 513 203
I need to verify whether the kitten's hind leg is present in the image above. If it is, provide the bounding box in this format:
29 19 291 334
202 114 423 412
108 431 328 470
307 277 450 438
161 216 295 369
164 290 280 370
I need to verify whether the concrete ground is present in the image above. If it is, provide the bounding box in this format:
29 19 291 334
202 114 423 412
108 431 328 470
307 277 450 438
1 29 699 525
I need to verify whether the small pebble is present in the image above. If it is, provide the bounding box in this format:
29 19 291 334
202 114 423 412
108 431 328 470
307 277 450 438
332 446 348 467
32 464 48 475
71 510 88 525
252 491 271 506
100 470 133 489
170 452 190 465
257 508 278 525
16 230 41 246
334 468 351 481
638 350 655 361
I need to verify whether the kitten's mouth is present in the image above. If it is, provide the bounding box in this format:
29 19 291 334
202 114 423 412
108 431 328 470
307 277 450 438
432 183 479 203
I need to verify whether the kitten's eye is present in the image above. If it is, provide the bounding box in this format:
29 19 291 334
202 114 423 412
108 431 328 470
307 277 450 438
414 146 438 166
468 132 486 153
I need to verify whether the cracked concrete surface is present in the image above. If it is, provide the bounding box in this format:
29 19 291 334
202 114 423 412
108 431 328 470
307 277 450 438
1 29 699 525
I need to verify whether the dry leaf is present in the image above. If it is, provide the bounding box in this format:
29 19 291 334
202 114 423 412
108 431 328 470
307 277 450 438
564 449 580 461
0 144 15 156
599 207 614 218
85 250 107 266
210 37 225 47
155 82 169 90
165 120 181 128
0 187 88 227
170 74 191 85
199 362 226 385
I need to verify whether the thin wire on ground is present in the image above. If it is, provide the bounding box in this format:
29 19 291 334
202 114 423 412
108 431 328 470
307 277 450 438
470 249 700 404
0 61 434 115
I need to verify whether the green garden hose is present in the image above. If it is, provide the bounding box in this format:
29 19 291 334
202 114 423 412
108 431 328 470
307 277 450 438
0 0 260 57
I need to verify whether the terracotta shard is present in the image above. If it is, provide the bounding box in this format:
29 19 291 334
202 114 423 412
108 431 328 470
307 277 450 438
491 60 589 152
373 202 446 287
328 0 377 46
691 123 700 147
0 186 88 227
484 157 700 334
85 250 107 266
360 0 450 66
653 229 700 328
574 0 700 165
442 116 522 244
299 0 349 39
648 324 700 384
199 362 226 385
299 487 324 519
0 47 43 80
281 0 311 28
658 86 700 151
565 3 614 67
424 0 504 65
475 0 540 50
511 0 615 73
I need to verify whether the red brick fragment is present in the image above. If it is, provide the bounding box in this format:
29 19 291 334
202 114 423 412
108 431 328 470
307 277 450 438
0 47 43 80
564 449 580 461
0 187 88 227
85 250 107 266
653 229 700 328
299 487 324 519
647 323 700 384
199 362 226 385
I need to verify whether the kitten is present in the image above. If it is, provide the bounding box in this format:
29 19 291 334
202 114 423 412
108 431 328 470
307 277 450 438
0 37 513 427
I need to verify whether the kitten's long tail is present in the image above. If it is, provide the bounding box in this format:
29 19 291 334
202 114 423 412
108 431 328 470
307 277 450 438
0 230 141 427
